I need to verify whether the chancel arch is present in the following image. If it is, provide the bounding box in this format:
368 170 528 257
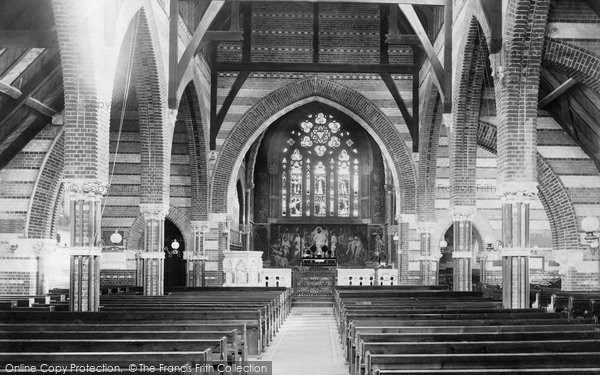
209 77 417 220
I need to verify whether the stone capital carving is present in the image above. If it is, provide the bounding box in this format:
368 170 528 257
65 180 109 200
139 203 170 220
497 182 538 204
416 222 436 234
442 113 453 132
450 206 476 222
191 221 210 233
168 108 179 127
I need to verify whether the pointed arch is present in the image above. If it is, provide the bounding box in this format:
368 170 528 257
210 77 417 216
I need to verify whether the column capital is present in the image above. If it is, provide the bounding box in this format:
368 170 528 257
138 251 165 259
69 246 102 257
416 222 436 234
191 220 211 232
442 112 453 132
140 203 170 220
497 182 538 203
65 179 109 200
208 212 230 223
450 206 476 222
168 108 179 126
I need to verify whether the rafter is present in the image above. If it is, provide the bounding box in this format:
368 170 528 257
174 0 225 107
215 62 416 74
202 31 244 41
225 0 446 4
398 4 445 101
538 78 577 108
0 63 61 142
0 81 58 118
380 72 415 139
0 31 57 48
212 71 250 149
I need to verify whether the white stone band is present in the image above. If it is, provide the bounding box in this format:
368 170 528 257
138 251 166 259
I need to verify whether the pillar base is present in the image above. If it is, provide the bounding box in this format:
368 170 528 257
501 248 530 309
139 252 164 296
69 247 101 312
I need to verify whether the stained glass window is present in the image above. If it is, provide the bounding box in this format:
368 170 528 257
280 112 360 218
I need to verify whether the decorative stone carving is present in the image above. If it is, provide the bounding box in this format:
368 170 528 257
496 182 538 204
139 203 170 220
450 206 476 222
222 251 264 287
66 180 108 200
442 113 453 132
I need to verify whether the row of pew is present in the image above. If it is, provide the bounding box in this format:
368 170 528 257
334 286 600 374
0 287 292 372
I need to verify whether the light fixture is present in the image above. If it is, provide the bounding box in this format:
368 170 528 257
171 239 180 250
110 230 122 245
439 239 447 249
393 233 399 241
484 235 496 252
582 216 599 249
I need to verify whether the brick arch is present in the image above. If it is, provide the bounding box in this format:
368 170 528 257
177 82 208 221
130 8 170 205
450 17 487 207
417 77 443 222
477 120 579 251
26 130 65 239
432 212 491 255
543 38 600 94
210 77 417 215
126 206 192 252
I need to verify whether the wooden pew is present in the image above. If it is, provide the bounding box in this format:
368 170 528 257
365 352 600 375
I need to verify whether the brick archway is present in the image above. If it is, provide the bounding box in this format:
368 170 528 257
177 82 208 221
130 8 170 205
210 77 417 215
127 206 193 251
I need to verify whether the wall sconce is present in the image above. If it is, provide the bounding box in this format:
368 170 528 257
439 239 447 251
582 216 599 249
171 239 180 254
484 235 503 252
110 229 122 250
9 239 18 252
393 233 399 242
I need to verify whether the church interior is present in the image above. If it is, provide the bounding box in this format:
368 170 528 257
1 0 600 373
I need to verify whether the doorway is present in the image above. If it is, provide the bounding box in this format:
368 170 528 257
164 219 186 288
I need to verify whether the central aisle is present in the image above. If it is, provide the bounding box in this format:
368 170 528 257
261 307 349 375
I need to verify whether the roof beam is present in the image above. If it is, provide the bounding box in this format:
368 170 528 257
168 0 179 109
225 0 446 4
0 31 57 48
538 78 577 108
398 4 445 100
0 63 61 142
0 81 58 118
380 72 415 141
215 62 416 74
174 0 225 108
212 70 250 149
203 30 244 41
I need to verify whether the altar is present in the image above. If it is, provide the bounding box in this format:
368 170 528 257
292 267 336 296
301 258 338 267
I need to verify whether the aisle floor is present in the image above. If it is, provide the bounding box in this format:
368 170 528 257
260 307 349 375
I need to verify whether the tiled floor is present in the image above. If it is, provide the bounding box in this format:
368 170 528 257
261 307 349 375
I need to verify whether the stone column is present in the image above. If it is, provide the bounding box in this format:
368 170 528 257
385 185 395 263
139 203 168 295
244 186 254 251
396 219 410 285
66 181 106 311
417 222 438 285
498 184 536 309
186 220 209 287
451 206 476 291
33 240 57 295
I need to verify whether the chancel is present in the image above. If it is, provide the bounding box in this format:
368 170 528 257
0 0 600 373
